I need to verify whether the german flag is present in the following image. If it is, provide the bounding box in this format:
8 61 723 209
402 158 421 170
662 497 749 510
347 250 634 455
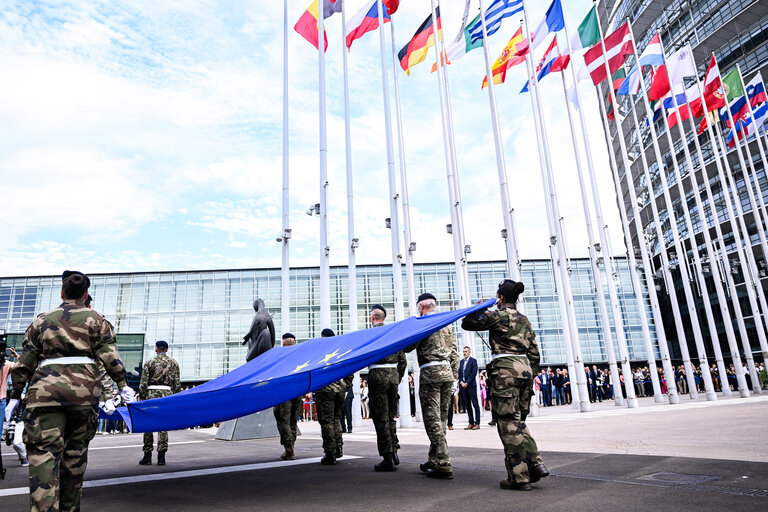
398 8 442 75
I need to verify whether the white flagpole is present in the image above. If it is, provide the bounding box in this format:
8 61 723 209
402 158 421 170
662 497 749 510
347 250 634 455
735 64 768 363
555 36 627 407
388 16 422 423
676 80 750 398
375 0 410 427
595 83 680 403
339 1 364 426
659 59 732 398
692 55 766 394
477 1 522 282
318 0 331 330
622 21 717 399
521 0 591 412
281 0 291 335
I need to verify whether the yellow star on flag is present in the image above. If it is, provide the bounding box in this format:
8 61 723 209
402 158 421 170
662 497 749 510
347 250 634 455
321 349 340 365
290 361 310 374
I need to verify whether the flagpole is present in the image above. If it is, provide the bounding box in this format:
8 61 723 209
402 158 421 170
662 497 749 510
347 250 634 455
555 35 626 407
657 43 733 397
339 1 363 426
318 0 331 331
595 82 680 403
477 0 522 282
375 0 410 428
675 73 750 398
388 16 422 423
561 16 663 404
735 63 768 363
692 55 766 393
521 0 591 412
281 0 291 336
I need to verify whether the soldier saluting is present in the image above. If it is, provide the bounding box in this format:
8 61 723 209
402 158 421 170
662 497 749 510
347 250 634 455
5 270 136 511
461 279 549 491
138 339 180 466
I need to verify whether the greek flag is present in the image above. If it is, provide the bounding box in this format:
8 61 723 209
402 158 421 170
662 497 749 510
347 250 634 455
467 0 524 44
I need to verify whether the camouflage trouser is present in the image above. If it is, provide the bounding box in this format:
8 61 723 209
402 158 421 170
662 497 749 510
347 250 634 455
22 405 98 512
142 388 171 453
491 383 542 484
419 380 453 472
315 391 343 454
368 382 400 457
273 396 303 446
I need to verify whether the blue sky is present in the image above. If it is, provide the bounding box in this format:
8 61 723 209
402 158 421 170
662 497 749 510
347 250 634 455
0 0 625 277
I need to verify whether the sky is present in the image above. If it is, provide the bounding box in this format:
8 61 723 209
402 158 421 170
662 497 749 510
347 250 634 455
0 0 627 278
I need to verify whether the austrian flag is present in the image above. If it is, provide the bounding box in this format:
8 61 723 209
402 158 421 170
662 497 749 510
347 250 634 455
582 22 633 86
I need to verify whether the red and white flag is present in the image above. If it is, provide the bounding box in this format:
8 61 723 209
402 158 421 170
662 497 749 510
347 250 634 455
582 22 633 86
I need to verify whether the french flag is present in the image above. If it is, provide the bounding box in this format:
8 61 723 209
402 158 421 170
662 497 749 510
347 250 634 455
520 37 570 93
527 0 565 54
617 33 664 95
345 0 390 50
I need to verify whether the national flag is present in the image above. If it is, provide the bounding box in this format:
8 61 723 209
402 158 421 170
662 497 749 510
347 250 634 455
383 0 399 14
693 56 726 117
746 73 767 108
647 46 695 101
569 6 600 51
582 22 633 86
467 0 524 45
617 33 664 95
720 68 750 125
431 12 483 73
520 37 570 92
295 0 343 51
398 8 442 75
726 118 746 148
346 0 391 50
665 83 701 128
722 95 749 128
744 103 768 136
606 68 626 121
482 26 525 88
527 0 565 54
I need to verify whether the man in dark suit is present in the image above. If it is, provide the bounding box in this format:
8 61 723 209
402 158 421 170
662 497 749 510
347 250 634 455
553 368 565 405
458 346 481 430
540 369 551 406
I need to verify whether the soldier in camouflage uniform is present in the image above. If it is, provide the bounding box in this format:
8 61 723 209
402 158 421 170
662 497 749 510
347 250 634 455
315 328 354 465
367 304 407 472
273 332 304 460
5 270 135 512
461 279 549 491
404 293 459 479
138 339 180 466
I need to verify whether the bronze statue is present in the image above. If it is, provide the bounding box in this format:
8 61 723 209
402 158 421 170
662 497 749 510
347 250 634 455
242 298 275 362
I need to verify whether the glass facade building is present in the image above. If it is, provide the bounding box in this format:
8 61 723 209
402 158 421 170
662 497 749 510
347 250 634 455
0 258 658 383
601 0 768 362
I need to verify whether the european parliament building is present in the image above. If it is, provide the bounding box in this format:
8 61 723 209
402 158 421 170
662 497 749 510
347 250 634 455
1 258 658 383
601 0 768 361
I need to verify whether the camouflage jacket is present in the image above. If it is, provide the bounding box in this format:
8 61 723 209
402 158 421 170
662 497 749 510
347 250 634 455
461 303 539 383
317 374 354 395
139 353 181 400
10 300 128 407
405 323 459 384
368 323 407 386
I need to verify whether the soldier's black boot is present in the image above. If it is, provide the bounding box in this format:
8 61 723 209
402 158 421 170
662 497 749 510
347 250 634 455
420 461 435 473
392 451 400 465
281 443 295 461
528 462 549 483
157 452 166 466
373 456 396 472
500 479 532 491
335 446 343 459
138 452 152 465
426 468 453 479
320 452 337 465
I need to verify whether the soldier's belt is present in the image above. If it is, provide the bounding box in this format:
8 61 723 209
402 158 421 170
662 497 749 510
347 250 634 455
39 356 96 367
368 363 398 369
491 353 525 360
148 385 172 391
419 360 449 369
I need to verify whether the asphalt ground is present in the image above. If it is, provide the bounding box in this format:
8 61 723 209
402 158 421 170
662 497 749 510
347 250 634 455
1 393 767 511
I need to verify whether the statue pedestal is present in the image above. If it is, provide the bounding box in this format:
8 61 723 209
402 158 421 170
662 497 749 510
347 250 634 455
216 409 298 441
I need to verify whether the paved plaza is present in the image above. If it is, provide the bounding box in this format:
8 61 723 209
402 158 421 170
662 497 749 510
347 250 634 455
1 394 767 511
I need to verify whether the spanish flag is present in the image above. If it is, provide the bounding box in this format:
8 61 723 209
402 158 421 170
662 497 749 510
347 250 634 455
398 8 442 75
482 27 526 89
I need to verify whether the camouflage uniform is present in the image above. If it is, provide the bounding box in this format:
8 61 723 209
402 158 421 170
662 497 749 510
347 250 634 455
10 299 128 512
139 353 181 454
405 323 459 473
368 323 408 458
315 375 354 455
462 303 543 485
273 396 303 447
